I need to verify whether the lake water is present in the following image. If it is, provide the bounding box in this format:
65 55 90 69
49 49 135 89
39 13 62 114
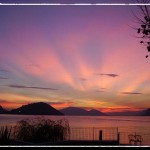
0 115 150 145
0 114 150 133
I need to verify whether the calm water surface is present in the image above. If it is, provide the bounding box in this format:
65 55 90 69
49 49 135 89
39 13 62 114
0 114 150 133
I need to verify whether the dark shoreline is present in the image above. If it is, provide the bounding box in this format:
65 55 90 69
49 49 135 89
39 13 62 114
0 139 126 146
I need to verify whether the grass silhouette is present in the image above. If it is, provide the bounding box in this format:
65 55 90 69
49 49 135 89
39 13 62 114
13 117 70 143
0 126 12 145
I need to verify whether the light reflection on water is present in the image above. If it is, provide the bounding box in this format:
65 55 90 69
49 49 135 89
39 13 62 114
0 114 150 133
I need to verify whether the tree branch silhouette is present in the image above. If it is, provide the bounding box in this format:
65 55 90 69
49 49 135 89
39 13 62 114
134 0 150 58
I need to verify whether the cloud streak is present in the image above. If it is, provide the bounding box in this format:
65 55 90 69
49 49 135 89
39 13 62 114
95 90 105 92
95 73 119 77
0 69 9 72
8 85 58 91
0 77 8 79
27 63 42 70
120 92 142 95
47 101 76 109
80 78 87 81
0 99 7 103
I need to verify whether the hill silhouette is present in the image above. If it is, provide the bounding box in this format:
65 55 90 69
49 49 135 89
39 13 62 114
142 108 150 116
9 102 63 115
88 109 106 116
60 107 106 116
106 110 143 116
0 105 7 114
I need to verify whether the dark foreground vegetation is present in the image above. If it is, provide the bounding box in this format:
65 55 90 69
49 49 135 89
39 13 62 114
0 126 12 145
0 118 70 145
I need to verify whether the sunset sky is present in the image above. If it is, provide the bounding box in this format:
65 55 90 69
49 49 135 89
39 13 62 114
0 1 150 112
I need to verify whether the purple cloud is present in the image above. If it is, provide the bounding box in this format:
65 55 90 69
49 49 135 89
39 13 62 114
80 78 87 81
96 90 105 92
100 88 106 89
0 77 8 79
0 69 9 72
95 73 119 77
0 99 7 103
8 85 58 91
120 92 142 95
27 63 42 70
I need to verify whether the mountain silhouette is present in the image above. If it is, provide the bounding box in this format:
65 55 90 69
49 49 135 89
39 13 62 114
142 108 150 116
106 110 143 116
60 107 106 116
88 109 106 116
9 102 63 115
0 105 7 114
